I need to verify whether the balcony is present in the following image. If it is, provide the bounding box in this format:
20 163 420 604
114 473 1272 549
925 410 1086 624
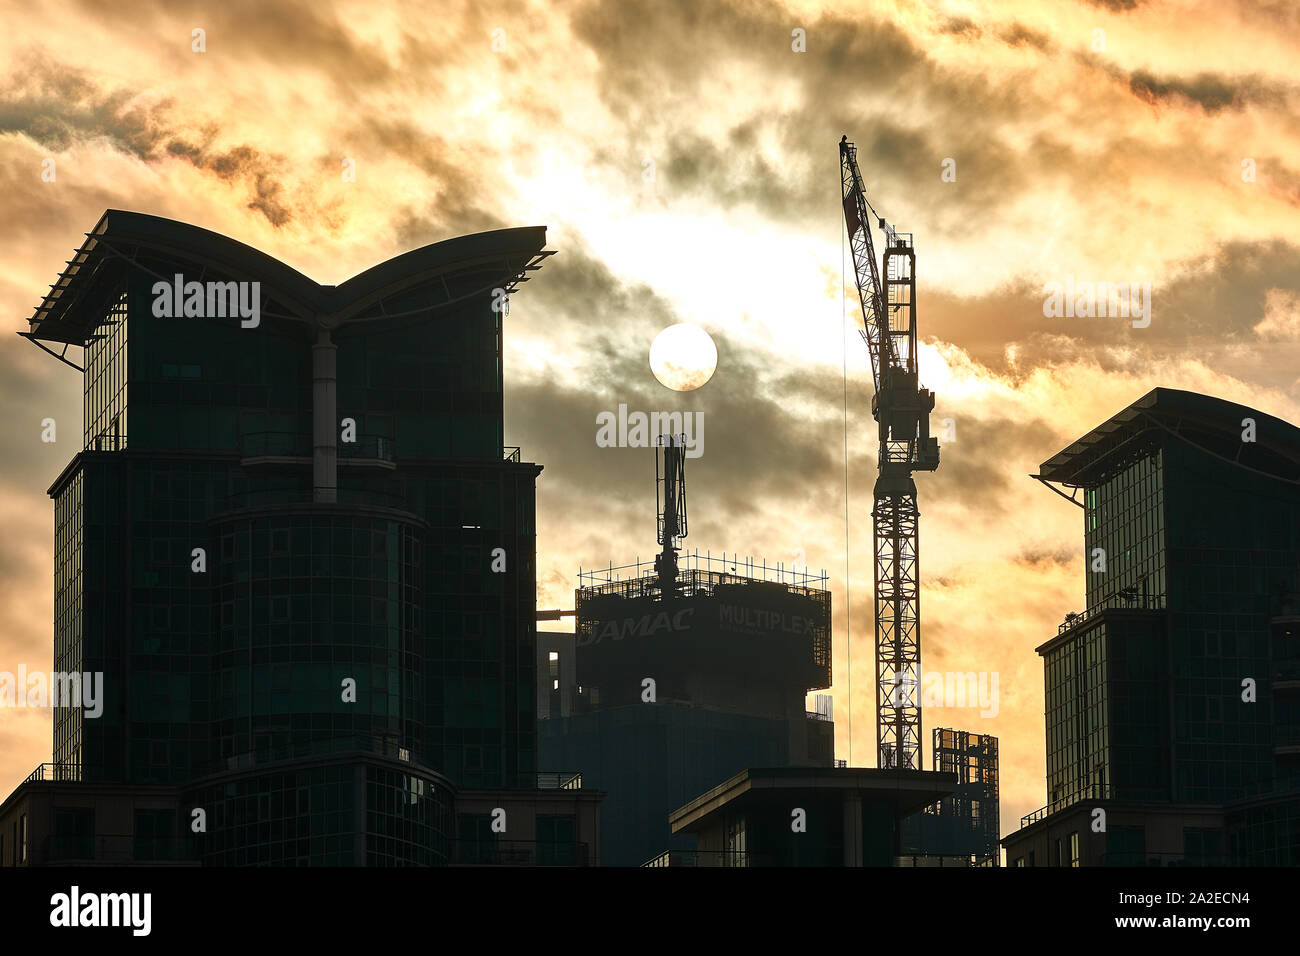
220 486 412 514
535 771 583 790
194 733 423 778
1056 594 1164 637
1020 784 1113 828
24 762 82 783
240 432 395 470
642 849 764 867
1020 805 1050 828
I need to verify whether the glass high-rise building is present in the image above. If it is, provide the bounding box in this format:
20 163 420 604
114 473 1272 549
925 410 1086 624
1 209 602 866
1005 388 1300 866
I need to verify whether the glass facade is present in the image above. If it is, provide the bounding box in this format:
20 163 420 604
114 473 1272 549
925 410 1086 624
43 231 544 864
1036 399 1300 864
210 512 424 771
1084 445 1165 611
53 470 84 773
84 291 128 450
1044 624 1109 810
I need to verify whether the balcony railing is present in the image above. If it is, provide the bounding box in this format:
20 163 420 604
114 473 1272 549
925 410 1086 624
504 446 521 463
535 771 582 790
221 486 412 513
241 432 396 464
806 710 833 722
1020 805 1050 828
1021 784 1114 827
1057 594 1164 636
24 762 82 783
194 733 419 778
643 849 764 867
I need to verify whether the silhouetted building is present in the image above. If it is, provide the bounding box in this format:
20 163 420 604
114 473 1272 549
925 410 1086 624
539 553 833 865
0 209 602 866
900 728 1000 865
652 767 956 866
1005 388 1300 866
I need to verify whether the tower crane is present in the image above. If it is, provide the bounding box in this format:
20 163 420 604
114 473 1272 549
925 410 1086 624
839 134 940 771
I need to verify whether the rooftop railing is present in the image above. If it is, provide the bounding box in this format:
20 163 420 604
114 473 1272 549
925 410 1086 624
580 550 828 591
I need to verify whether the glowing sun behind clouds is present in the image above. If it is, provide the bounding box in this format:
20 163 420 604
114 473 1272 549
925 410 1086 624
649 323 717 391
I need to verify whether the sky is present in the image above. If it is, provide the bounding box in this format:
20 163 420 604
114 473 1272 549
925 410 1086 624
2 0 1299 839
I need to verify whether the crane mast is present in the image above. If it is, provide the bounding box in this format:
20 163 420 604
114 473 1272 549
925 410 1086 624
839 135 940 771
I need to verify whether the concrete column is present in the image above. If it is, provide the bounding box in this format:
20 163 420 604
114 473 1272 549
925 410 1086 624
843 792 864 867
313 327 337 503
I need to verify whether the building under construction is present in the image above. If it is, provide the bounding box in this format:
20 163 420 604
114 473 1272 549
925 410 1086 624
900 729 1000 865
538 437 835 865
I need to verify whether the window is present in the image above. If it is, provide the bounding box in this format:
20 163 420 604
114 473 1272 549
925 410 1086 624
134 809 178 861
1070 832 1080 867
19 814 27 864
537 815 577 865
725 815 748 867
53 808 95 861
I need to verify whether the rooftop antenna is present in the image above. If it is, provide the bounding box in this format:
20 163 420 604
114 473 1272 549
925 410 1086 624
655 433 688 597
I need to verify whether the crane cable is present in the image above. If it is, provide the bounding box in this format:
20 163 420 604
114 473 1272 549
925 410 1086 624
841 201 853 767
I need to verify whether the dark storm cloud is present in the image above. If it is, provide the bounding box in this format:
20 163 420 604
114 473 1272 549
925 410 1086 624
355 119 510 240
939 17 980 38
0 54 172 159
0 55 299 226
1128 69 1292 114
68 0 400 88
505 244 1061 566
922 238 1300 377
170 140 295 227
1080 0 1144 10
519 241 683 349
997 24 1053 51
566 0 1072 240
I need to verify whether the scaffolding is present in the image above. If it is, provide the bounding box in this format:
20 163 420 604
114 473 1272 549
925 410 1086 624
934 728 1000 865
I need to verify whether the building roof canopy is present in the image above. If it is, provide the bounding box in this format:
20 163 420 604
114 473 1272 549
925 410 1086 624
25 209 549 346
1038 387 1300 486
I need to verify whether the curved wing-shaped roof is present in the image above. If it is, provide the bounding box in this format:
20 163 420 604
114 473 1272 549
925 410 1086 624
1038 387 1300 485
25 209 550 345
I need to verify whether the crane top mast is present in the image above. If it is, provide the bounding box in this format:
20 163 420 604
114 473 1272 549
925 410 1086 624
839 134 939 476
